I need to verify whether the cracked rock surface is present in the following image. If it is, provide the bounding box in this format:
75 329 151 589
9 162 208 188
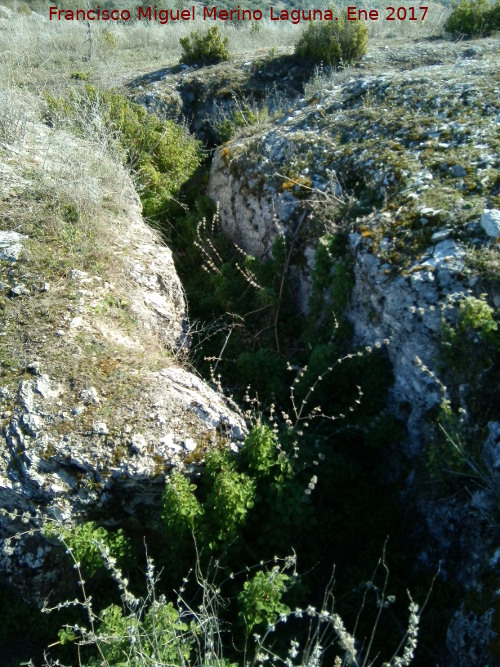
0 120 245 600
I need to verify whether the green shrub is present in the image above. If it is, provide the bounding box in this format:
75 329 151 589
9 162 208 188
180 26 230 65
162 471 203 535
86 86 201 218
439 294 500 427
203 457 256 548
237 568 291 633
44 543 423 667
69 71 91 81
45 86 201 219
488 0 500 30
444 0 500 36
44 521 132 576
161 471 202 577
457 294 498 339
80 601 191 665
442 294 498 367
295 15 368 67
240 422 285 476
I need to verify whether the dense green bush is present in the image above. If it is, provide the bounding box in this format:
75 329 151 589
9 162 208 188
295 15 368 66
444 0 500 35
161 424 293 558
441 294 499 371
84 86 201 218
45 85 201 219
439 293 500 428
180 26 230 65
237 568 291 633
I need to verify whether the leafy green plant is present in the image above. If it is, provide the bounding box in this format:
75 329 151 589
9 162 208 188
237 567 291 633
85 86 201 218
38 539 427 667
44 521 132 576
162 471 203 535
70 71 91 81
240 422 285 476
444 0 500 36
456 294 498 340
51 555 194 666
202 448 256 549
295 15 368 66
441 294 499 373
180 26 230 65
80 601 191 665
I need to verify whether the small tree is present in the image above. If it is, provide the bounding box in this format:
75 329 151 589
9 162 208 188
180 26 230 65
295 16 368 67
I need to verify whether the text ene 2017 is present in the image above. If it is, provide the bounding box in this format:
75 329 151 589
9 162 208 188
347 6 429 20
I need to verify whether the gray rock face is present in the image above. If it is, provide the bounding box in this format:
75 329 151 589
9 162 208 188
483 421 500 473
108 189 187 351
0 230 26 261
208 135 320 314
0 121 246 601
208 44 500 449
206 39 500 665
0 359 245 599
349 235 457 449
447 607 497 667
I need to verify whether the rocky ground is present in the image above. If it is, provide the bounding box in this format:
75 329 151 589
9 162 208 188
1 17 500 665
0 121 245 601
130 35 500 664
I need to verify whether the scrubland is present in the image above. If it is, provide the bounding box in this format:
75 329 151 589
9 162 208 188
1 2 500 666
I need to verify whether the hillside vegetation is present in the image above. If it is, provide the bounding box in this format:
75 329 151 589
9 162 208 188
1 3 500 667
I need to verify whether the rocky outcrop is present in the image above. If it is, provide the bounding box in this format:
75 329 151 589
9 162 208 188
206 37 500 663
208 36 500 443
0 121 245 600
129 50 316 144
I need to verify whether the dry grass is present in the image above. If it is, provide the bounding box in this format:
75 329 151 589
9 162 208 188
0 2 450 93
0 80 173 409
367 0 449 39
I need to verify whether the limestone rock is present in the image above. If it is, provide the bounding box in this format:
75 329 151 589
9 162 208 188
0 119 246 602
207 42 499 447
481 209 500 238
0 230 26 261
205 39 500 665
446 606 497 667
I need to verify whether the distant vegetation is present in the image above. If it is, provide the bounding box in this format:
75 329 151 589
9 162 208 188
444 0 500 35
295 15 368 65
180 25 230 65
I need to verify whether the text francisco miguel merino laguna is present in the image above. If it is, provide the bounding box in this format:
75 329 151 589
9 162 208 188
49 5 348 24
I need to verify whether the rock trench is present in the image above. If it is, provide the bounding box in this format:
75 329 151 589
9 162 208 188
1 34 500 664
